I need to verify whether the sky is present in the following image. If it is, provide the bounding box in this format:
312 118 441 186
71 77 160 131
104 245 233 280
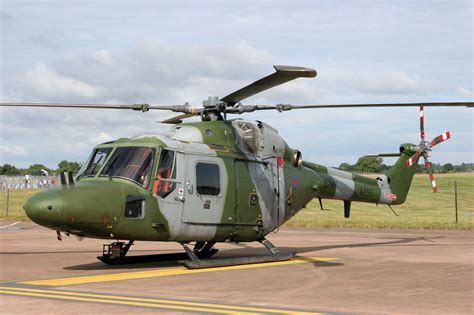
0 0 472 169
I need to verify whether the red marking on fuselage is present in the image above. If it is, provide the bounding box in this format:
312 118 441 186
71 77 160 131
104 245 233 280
277 157 284 168
384 192 397 201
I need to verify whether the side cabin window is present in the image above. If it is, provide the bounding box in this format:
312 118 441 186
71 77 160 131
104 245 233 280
153 149 177 198
196 162 220 196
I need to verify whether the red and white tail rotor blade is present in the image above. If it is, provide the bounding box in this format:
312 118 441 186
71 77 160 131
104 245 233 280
429 131 451 147
424 159 438 193
419 106 425 140
408 106 449 192
406 150 421 168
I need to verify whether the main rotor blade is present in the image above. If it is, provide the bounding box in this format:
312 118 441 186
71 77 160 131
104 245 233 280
223 102 473 116
0 102 196 113
0 102 149 111
220 65 316 105
275 102 474 111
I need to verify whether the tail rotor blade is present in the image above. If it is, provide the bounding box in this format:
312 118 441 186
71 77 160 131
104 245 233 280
405 150 421 167
419 106 425 140
409 107 449 193
424 158 438 193
429 131 451 147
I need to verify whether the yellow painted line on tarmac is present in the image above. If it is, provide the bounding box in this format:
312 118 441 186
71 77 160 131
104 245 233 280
0 287 322 314
0 289 252 314
19 256 337 287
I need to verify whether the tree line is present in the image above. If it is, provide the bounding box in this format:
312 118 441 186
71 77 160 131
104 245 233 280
0 161 81 176
338 156 473 173
0 158 472 176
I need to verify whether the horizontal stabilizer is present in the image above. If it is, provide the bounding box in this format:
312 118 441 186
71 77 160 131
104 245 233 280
365 153 401 157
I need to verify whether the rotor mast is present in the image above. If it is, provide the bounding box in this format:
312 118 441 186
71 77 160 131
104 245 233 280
196 65 318 122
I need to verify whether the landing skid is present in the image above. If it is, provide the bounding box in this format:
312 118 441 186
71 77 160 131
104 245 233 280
96 240 218 265
181 238 296 269
97 239 295 268
98 251 189 265
97 240 135 265
96 240 216 265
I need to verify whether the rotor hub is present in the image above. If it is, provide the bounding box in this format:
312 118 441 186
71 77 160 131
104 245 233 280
417 140 432 159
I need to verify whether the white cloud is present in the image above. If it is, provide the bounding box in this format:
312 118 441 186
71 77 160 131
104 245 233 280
456 88 473 99
90 132 112 143
0 1 472 167
92 50 114 66
1 40 472 168
347 70 421 95
13 63 104 101
3 41 276 107
0 145 28 157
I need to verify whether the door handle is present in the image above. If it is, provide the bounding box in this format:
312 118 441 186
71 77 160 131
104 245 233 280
186 180 193 194
175 187 185 202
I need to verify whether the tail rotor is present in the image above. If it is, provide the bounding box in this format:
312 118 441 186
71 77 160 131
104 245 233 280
405 106 451 193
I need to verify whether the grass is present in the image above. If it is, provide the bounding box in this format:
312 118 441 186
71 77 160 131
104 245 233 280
0 189 41 221
0 173 472 229
286 173 473 230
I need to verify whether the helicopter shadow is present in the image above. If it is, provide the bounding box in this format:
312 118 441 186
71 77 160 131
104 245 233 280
228 235 441 258
1 249 174 255
63 236 440 271
64 252 188 270
279 235 444 255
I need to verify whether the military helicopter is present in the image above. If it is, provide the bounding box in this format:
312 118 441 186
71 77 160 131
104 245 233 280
1 66 472 269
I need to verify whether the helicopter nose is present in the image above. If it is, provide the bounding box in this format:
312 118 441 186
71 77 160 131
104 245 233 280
23 190 64 227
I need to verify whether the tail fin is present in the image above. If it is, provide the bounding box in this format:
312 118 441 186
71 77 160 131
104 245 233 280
384 143 419 205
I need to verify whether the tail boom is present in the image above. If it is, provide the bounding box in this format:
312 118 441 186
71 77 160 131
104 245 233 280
303 143 418 206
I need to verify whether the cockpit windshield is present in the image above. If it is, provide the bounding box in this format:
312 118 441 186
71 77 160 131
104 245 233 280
100 147 154 187
77 147 113 178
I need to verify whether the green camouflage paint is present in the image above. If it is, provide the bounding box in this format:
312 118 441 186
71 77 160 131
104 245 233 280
23 120 419 244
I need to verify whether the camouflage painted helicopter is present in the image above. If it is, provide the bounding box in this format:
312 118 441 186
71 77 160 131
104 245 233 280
1 66 472 268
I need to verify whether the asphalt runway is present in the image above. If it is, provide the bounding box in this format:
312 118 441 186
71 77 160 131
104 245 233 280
0 222 472 314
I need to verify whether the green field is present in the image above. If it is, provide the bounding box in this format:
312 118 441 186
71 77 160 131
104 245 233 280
0 189 41 221
0 173 472 229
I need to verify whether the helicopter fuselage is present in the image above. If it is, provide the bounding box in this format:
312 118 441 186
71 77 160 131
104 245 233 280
24 119 417 243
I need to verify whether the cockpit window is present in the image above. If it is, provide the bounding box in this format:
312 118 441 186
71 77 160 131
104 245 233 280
100 147 154 187
77 147 113 178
